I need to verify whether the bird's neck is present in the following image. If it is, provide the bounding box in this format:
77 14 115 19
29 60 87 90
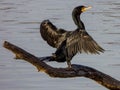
72 13 85 29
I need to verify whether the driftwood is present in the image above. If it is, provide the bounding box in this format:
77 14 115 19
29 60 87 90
3 41 120 90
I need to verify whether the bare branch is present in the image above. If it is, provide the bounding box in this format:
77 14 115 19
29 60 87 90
3 41 120 90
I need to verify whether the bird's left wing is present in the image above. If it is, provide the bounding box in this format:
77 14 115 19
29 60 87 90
66 29 105 57
40 20 67 48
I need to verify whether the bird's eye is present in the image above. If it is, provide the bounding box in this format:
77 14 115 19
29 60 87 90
81 7 85 12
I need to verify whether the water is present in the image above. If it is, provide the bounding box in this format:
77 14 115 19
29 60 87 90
0 0 120 90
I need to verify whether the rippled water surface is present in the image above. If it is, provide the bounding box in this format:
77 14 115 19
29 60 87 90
0 0 120 90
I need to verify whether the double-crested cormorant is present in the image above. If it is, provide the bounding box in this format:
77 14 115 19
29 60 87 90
40 6 105 68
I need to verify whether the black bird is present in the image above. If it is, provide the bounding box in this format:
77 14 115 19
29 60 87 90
40 6 105 68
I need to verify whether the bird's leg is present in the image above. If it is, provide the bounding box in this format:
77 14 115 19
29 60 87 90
66 58 79 72
67 61 72 68
66 60 79 72
66 57 72 68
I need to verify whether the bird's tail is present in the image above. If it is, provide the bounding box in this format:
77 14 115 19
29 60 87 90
39 53 66 63
39 56 56 62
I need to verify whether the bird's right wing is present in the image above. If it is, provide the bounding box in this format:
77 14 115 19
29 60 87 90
66 29 105 57
40 20 67 48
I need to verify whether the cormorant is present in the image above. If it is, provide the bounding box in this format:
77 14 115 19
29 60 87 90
40 6 105 68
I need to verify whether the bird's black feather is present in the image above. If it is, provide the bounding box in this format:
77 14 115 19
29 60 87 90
40 20 69 48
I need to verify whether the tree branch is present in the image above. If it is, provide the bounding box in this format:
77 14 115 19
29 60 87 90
3 41 120 90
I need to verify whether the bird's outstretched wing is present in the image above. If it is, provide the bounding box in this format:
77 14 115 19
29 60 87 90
66 29 105 57
40 20 68 48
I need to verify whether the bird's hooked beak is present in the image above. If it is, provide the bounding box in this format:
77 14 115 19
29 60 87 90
81 6 92 12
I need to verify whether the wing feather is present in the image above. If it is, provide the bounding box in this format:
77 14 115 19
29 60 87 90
40 20 67 48
66 29 105 57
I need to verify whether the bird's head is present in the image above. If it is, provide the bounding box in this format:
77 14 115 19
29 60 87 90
72 5 92 29
73 5 92 15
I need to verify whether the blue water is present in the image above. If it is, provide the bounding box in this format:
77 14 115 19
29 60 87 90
0 0 120 90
